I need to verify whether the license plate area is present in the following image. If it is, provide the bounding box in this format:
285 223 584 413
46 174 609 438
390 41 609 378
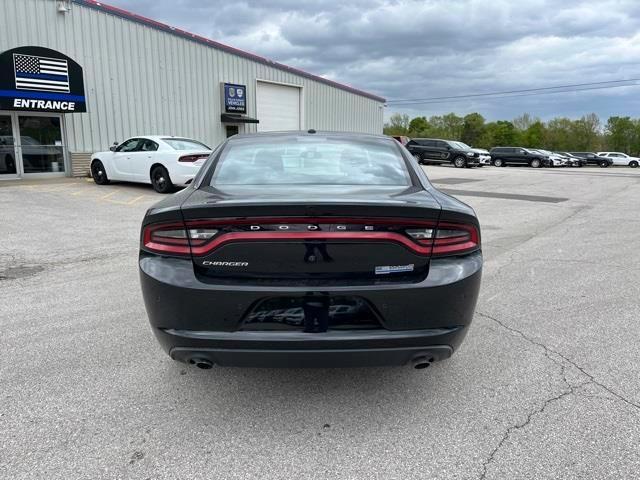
240 295 383 332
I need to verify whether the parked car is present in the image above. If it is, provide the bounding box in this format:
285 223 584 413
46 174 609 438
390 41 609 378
91 135 212 193
406 138 480 168
139 131 482 369
489 147 550 167
391 135 410 146
556 152 586 167
470 147 492 166
530 149 568 167
596 152 640 168
570 152 612 167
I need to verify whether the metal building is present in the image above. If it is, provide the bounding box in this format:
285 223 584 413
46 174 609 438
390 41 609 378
0 0 385 180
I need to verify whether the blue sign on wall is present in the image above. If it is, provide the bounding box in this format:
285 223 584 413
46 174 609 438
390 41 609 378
223 83 246 114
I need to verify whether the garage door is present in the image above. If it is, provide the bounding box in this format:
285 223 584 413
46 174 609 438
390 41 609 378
256 82 301 132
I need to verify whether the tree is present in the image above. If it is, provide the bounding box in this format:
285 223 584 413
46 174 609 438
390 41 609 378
383 113 410 136
521 121 547 148
605 116 637 154
513 113 538 132
408 116 430 137
460 113 485 146
571 113 601 151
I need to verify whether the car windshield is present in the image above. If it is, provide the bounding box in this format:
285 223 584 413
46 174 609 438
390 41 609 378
451 141 471 150
162 138 210 150
211 136 411 186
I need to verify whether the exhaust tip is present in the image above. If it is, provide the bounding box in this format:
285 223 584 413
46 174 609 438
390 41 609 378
412 356 434 370
189 358 213 370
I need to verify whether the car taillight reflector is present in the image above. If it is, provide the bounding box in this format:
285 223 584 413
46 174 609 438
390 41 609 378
143 223 190 255
142 223 219 255
178 154 209 162
431 223 480 256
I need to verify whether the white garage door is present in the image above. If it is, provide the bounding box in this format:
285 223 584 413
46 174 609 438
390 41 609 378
256 81 301 132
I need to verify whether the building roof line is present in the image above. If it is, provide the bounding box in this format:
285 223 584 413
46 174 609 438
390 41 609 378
73 0 386 103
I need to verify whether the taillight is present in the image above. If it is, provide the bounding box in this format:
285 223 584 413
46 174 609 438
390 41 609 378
406 222 479 256
142 222 218 255
431 222 480 256
178 154 209 162
142 218 479 257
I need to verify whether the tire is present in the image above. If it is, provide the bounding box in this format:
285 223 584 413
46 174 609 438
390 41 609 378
453 156 467 168
90 160 110 185
493 158 504 167
629 161 639 168
599 160 609 168
530 158 541 168
151 165 174 193
477 164 483 168
5 155 16 174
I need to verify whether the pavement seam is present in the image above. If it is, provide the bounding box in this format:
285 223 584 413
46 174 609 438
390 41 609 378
476 311 640 413
475 311 640 479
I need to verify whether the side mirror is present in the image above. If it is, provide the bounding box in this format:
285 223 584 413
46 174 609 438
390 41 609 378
109 145 117 152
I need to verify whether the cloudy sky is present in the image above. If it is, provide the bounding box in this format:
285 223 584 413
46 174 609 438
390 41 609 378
106 0 640 121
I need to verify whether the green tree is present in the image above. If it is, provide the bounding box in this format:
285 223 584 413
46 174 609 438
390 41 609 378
605 116 637 154
383 113 410 136
460 113 485 146
521 121 547 148
408 116 430 137
571 113 601 151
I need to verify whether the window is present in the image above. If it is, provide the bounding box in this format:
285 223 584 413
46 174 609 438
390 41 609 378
140 139 158 152
162 138 210 150
417 139 435 147
211 136 412 186
435 141 448 148
117 138 142 152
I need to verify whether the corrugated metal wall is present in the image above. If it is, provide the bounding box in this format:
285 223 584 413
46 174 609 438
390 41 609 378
0 0 384 154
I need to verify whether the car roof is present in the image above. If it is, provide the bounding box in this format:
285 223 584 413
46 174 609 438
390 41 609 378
229 130 393 142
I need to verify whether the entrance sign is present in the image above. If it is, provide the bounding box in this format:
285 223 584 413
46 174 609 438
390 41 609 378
0 46 86 113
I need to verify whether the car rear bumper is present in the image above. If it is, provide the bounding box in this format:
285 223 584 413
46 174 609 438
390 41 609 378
160 329 457 368
139 251 482 367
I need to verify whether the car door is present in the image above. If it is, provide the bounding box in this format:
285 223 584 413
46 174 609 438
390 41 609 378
434 141 451 163
128 138 159 182
413 140 438 163
607 153 626 165
513 148 530 165
112 138 144 179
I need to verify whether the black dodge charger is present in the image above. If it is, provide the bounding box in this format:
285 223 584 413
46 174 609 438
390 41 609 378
139 131 482 369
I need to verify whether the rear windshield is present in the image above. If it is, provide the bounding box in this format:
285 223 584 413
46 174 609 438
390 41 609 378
210 136 412 186
162 138 210 150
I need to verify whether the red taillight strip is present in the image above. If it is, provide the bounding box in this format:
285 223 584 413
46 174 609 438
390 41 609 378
143 222 191 255
142 218 480 257
432 222 480 256
189 231 433 256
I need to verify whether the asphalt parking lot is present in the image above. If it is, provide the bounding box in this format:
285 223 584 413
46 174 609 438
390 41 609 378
2 166 640 479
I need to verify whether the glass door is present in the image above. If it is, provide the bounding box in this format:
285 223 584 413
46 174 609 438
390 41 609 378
0 115 18 178
17 115 66 174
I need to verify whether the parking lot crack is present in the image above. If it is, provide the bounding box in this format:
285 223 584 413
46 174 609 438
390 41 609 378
476 311 640 413
478 380 575 480
475 310 640 479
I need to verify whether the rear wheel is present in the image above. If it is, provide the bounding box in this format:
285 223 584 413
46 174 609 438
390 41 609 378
91 160 110 185
530 158 541 168
453 156 467 168
493 158 504 167
629 160 638 168
599 160 609 168
151 165 174 194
